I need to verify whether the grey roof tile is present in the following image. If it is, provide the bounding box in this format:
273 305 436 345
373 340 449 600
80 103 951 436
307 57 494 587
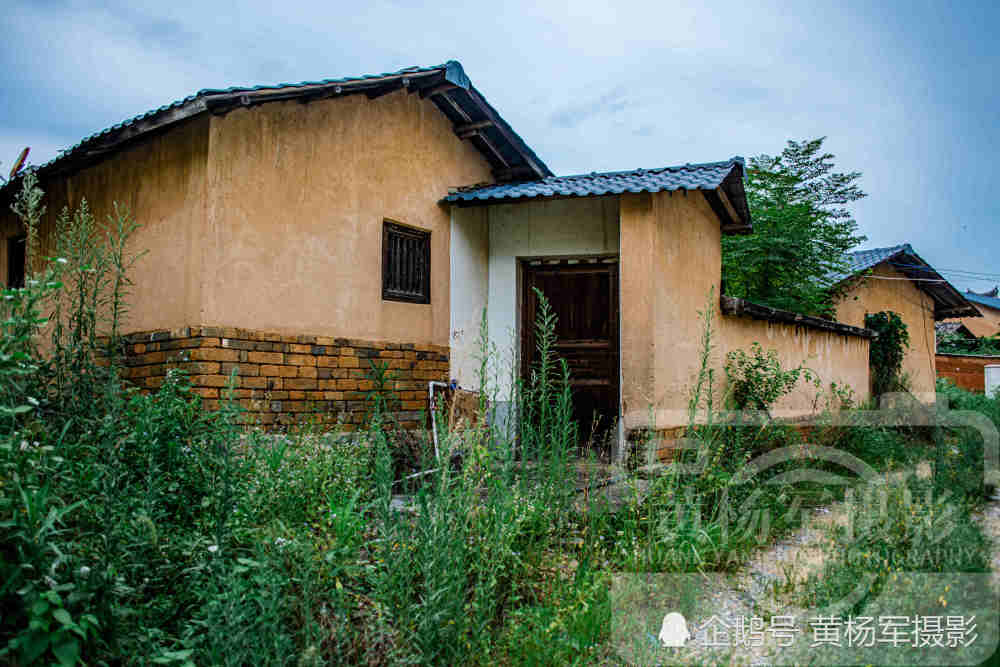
444 158 744 202
827 243 912 284
936 321 973 336
831 243 979 319
35 64 449 172
6 61 552 191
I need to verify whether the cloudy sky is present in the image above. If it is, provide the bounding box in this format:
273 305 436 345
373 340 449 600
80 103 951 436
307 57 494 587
3 0 998 290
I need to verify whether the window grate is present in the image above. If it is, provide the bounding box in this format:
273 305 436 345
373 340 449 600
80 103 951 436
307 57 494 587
382 222 430 304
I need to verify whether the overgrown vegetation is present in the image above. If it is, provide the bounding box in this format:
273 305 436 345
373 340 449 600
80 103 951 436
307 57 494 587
722 137 868 317
938 329 1000 356
2 177 996 664
724 341 818 416
865 310 911 397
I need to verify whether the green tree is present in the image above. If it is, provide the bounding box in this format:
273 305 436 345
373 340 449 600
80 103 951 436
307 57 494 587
722 137 867 316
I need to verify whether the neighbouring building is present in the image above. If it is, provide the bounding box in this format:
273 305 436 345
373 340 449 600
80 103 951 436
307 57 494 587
935 320 977 348
950 288 1000 338
829 243 980 399
935 291 1000 393
1 61 877 447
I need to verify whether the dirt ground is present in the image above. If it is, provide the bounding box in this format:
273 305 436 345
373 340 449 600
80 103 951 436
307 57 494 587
658 462 1000 665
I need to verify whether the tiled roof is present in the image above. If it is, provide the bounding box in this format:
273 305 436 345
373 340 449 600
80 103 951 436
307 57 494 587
936 321 968 335
444 157 751 229
827 243 912 285
964 291 1000 312
936 321 977 339
33 64 448 173
445 157 742 201
831 243 980 319
3 61 551 194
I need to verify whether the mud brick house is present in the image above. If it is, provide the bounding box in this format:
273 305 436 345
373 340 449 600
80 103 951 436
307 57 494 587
828 243 980 400
952 288 1000 338
935 289 1000 392
936 320 978 347
1 61 880 441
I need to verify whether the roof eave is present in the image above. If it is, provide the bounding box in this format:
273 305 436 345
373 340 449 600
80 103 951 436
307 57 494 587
2 61 552 197
891 250 982 321
834 245 982 321
443 159 754 233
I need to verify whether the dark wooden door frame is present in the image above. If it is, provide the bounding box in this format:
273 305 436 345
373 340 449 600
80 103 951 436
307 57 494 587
518 255 620 431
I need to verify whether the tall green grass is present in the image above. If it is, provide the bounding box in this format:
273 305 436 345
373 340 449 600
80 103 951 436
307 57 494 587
3 176 997 664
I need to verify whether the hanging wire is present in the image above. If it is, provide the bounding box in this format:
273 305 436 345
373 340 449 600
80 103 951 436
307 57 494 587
888 261 1000 281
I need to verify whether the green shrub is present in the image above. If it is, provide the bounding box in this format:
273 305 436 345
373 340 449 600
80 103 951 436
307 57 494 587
801 475 990 613
865 310 910 397
934 378 998 500
724 342 817 415
12 173 998 665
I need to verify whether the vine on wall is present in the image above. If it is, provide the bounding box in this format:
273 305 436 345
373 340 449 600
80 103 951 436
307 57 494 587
864 310 910 397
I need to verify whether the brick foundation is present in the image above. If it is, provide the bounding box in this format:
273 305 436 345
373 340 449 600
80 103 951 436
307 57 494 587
119 326 449 429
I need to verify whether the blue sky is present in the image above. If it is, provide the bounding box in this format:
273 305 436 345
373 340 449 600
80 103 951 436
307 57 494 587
2 0 998 291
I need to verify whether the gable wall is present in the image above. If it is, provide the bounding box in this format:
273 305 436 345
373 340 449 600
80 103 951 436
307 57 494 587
834 263 938 399
950 303 1000 338
0 116 211 333
201 88 494 347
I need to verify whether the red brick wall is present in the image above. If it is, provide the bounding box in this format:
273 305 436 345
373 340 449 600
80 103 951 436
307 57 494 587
120 326 449 429
935 353 1000 393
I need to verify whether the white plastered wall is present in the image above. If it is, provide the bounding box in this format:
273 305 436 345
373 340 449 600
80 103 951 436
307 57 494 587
449 196 620 399
449 205 490 390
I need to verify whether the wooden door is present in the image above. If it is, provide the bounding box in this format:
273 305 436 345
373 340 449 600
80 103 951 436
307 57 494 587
521 258 619 452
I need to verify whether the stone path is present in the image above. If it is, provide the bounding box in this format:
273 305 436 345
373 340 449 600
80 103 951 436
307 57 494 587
671 502 848 665
973 487 1000 594
660 462 1000 666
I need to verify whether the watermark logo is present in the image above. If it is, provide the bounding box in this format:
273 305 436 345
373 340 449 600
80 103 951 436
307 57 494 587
656 612 689 647
610 394 1000 665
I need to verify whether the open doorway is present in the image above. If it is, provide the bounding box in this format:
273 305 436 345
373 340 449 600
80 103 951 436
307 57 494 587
520 256 620 458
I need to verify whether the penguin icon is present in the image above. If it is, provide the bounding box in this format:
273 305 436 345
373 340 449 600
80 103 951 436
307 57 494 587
658 612 690 647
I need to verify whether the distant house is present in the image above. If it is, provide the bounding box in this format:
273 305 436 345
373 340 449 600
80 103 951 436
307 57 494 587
829 243 979 398
950 288 1000 338
935 320 977 349
1 60 876 445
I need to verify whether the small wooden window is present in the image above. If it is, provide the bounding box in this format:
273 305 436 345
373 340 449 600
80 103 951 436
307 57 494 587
382 221 430 304
7 235 25 288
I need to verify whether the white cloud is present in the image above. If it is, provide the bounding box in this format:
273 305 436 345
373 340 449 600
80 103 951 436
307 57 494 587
2 0 997 283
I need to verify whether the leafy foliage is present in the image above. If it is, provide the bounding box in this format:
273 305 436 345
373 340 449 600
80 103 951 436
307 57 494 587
937 330 1000 356
3 176 996 665
865 310 911 397
724 342 818 415
722 137 868 316
935 378 999 500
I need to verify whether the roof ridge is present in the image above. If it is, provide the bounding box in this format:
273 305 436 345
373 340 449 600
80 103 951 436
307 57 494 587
548 157 743 182
194 62 450 97
846 242 911 258
3 60 555 190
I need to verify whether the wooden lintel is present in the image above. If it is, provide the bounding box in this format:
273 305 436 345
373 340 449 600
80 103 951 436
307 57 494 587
493 164 537 182
455 120 493 135
474 133 511 169
434 90 472 123
466 87 549 179
420 83 459 99
366 81 403 100
715 187 742 227
721 223 752 234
